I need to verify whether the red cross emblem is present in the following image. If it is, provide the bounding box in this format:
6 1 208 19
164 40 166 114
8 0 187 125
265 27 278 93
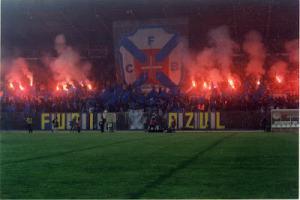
134 49 169 84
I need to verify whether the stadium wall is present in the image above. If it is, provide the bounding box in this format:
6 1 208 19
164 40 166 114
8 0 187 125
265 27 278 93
0 111 277 130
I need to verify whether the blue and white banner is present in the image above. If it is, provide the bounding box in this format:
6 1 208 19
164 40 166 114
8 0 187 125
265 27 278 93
114 18 188 88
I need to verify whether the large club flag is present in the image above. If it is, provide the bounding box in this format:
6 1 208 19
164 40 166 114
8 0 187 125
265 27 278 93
114 18 188 88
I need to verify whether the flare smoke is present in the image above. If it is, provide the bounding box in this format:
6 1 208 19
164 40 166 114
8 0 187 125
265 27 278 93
50 34 91 83
243 31 266 79
5 57 33 86
187 25 238 85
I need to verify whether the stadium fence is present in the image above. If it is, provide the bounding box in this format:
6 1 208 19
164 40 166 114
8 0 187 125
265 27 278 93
2 110 297 131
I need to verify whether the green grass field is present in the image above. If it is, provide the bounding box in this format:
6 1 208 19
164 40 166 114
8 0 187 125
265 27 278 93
0 131 298 199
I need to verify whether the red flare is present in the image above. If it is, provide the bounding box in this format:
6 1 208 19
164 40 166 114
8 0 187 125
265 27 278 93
192 80 196 88
87 84 92 90
9 82 14 89
62 84 68 91
29 77 33 86
276 75 282 83
19 84 25 91
228 79 235 89
256 80 261 85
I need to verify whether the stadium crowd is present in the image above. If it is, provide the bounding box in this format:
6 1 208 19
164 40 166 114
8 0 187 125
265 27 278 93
1 83 298 114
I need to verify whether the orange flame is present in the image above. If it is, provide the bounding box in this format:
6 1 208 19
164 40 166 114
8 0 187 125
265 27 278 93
19 84 25 91
192 80 196 88
62 84 68 91
29 76 33 86
228 79 235 89
9 82 14 89
276 75 282 83
87 84 92 90
203 82 212 90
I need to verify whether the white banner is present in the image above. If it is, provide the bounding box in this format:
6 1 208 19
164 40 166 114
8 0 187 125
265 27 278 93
128 109 144 130
271 109 299 130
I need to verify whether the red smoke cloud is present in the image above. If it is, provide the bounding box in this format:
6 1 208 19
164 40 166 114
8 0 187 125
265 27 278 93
184 26 298 97
50 34 92 91
208 25 238 77
285 39 299 65
189 26 238 80
184 25 240 95
5 57 33 91
243 30 266 80
269 61 288 82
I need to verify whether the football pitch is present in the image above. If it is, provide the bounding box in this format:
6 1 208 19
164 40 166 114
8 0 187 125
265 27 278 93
0 131 298 199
